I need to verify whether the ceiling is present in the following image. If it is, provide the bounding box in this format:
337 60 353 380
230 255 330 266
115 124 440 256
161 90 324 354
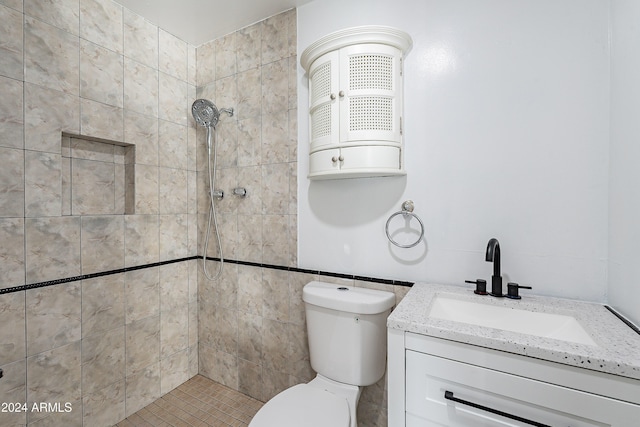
113 0 313 46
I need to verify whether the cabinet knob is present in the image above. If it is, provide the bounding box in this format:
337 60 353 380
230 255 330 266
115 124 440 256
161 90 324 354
339 90 345 98
331 156 338 163
338 155 344 161
330 93 336 100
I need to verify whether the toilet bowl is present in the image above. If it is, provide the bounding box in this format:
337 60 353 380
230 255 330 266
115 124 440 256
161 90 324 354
248 281 395 427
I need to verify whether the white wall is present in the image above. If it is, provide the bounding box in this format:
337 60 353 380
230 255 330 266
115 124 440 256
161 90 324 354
609 0 640 325
297 0 610 302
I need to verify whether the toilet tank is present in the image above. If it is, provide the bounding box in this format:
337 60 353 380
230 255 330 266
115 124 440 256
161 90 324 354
303 281 395 386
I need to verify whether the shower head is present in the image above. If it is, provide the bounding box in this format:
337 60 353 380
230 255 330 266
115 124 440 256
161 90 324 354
192 99 234 129
192 99 220 129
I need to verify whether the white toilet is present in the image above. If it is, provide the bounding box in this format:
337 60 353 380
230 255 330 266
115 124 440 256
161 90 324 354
249 280 395 427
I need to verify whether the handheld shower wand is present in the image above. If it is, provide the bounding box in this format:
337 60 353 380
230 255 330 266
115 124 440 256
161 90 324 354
191 99 234 280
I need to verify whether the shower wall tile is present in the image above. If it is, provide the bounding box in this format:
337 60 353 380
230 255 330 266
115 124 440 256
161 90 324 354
237 167 262 213
196 39 216 86
159 72 189 126
237 214 262 263
159 29 188 81
125 315 159 375
238 358 263 401
160 262 189 311
25 216 81 283
124 109 159 166
81 215 124 274
262 214 290 266
262 11 291 65
187 170 197 214
124 214 159 267
237 22 262 73
0 5 23 81
158 119 188 169
71 137 114 162
80 39 124 108
188 118 198 171
188 44 197 85
25 151 62 218
124 58 159 117
262 58 289 115
26 341 82 409
160 305 189 358
0 360 27 426
125 267 160 323
0 76 23 150
125 362 160 417
81 274 125 338
199 344 238 389
123 8 158 69
79 0 123 55
159 167 188 214
0 218 25 289
0 292 26 365
0 0 21 11
133 163 159 214
71 157 115 215
24 83 80 153
24 0 79 36
188 213 198 255
261 110 289 164
159 214 189 260
82 379 126 427
24 15 79 96
215 32 236 79
238 117 262 167
3 2 199 425
25 282 81 356
0 147 24 217
160 347 189 394
80 98 124 142
82 326 125 394
238 311 262 364
237 68 262 121
262 162 290 214
262 268 290 322
237 264 263 315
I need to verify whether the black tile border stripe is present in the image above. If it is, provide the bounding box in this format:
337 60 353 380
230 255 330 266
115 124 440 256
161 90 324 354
0 256 414 295
605 306 640 336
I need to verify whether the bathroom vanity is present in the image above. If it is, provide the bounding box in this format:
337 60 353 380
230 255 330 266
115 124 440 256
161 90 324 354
387 283 640 426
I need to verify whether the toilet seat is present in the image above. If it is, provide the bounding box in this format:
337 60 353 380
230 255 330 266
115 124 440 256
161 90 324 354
249 383 350 427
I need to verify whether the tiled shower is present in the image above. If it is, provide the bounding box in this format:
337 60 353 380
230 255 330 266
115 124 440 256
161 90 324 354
0 0 409 426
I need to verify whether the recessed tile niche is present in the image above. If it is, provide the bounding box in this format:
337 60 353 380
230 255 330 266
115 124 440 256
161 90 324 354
61 134 135 215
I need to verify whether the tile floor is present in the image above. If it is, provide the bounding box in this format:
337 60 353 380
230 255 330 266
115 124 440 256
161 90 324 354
115 375 264 427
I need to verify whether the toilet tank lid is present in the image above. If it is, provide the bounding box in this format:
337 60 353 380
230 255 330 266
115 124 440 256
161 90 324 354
303 281 395 314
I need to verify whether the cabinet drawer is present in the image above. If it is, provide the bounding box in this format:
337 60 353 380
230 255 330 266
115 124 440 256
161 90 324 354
406 350 638 427
309 145 403 179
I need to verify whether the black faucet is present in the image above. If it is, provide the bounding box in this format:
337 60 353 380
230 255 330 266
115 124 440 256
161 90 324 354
485 238 503 297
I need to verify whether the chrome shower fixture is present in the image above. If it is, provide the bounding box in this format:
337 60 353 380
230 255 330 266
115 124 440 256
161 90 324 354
192 98 234 281
191 99 233 129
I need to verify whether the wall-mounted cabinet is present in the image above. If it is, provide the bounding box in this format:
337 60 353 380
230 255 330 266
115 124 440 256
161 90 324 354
301 26 412 180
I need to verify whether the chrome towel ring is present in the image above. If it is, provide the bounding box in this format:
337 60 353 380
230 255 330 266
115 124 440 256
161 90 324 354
385 200 425 248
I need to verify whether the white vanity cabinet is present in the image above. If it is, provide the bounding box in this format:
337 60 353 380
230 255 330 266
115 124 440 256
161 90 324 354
301 26 412 180
388 330 640 427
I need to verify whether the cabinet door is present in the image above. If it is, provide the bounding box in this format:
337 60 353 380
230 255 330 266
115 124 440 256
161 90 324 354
339 44 402 145
309 50 340 152
406 350 639 427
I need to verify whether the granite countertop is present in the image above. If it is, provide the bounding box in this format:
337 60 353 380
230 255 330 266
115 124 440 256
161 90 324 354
388 283 640 380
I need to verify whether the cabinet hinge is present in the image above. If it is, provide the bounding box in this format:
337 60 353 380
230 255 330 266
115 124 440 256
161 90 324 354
400 117 403 135
400 58 403 76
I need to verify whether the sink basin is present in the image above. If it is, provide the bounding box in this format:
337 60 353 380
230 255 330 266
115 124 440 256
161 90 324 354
429 294 597 346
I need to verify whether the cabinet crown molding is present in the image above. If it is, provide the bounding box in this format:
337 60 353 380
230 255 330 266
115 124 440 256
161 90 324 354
300 25 413 71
